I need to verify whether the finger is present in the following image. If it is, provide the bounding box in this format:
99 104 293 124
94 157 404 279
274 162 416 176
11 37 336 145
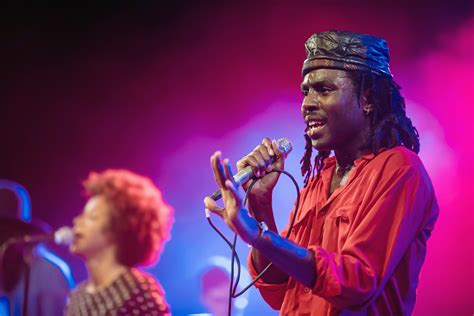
204 197 225 218
262 137 274 157
255 143 272 173
210 151 227 189
271 139 286 170
255 144 271 164
236 156 249 172
249 150 267 177
225 180 242 209
245 154 263 178
223 159 237 186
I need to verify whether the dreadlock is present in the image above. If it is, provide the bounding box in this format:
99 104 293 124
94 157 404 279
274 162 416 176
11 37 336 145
300 71 420 187
300 133 330 186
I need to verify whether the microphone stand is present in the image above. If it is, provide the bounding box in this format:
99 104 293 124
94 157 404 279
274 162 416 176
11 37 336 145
21 245 34 316
0 238 35 316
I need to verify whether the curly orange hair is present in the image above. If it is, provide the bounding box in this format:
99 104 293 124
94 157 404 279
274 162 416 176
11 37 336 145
83 169 173 267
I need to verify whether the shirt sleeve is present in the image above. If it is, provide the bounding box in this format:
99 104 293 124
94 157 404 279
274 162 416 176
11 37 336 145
247 202 299 310
309 162 438 310
247 252 288 310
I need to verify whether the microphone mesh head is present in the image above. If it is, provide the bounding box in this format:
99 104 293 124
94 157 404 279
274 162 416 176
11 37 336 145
54 226 74 246
277 138 293 157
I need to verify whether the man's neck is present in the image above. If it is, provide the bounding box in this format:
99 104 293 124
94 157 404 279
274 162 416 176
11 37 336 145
334 124 372 169
329 144 370 195
85 248 127 292
334 143 371 171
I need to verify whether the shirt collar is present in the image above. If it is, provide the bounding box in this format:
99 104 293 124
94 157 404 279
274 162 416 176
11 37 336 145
321 148 387 170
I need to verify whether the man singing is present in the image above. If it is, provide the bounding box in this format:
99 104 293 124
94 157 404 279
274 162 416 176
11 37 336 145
65 169 173 316
204 30 438 315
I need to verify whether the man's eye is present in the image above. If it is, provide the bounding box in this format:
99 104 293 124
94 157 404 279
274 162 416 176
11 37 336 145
302 90 309 96
320 87 331 95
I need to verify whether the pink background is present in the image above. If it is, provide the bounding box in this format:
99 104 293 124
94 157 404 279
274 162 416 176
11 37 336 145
1 1 472 314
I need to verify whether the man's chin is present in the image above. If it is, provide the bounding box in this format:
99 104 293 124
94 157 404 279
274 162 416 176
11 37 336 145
311 138 332 152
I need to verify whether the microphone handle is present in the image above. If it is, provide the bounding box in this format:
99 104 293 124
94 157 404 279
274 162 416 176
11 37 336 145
209 137 291 201
211 161 273 201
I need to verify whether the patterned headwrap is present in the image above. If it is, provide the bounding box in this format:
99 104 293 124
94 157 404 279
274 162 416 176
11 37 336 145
302 30 392 78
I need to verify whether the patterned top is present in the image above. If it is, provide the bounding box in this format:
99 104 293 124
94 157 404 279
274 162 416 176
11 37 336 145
65 268 170 316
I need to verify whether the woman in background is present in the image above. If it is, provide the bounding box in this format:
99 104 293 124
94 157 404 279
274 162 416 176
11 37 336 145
65 169 173 316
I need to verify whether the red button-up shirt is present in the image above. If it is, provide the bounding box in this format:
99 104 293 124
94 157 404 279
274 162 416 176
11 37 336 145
248 146 438 315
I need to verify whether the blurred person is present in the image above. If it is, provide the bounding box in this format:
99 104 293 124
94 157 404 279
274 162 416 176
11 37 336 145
200 267 235 316
204 31 438 315
199 256 249 316
65 169 173 316
0 180 72 316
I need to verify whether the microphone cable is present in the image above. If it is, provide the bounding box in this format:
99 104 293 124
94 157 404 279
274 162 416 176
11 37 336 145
206 169 301 316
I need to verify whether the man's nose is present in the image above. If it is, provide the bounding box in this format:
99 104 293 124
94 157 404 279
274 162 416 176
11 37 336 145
301 94 320 115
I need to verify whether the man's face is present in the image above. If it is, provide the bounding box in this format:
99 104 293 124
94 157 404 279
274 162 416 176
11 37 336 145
301 69 367 151
70 195 115 259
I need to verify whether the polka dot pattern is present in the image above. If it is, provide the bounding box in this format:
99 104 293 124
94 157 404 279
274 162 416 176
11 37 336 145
65 268 170 316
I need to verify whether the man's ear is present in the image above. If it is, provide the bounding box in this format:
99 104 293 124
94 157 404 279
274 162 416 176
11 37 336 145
361 91 374 115
363 104 374 115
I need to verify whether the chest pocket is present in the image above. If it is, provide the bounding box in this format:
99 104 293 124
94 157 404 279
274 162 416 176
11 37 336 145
288 205 316 242
322 203 360 252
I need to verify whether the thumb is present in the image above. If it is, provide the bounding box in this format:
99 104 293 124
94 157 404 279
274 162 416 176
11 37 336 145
204 197 225 218
271 139 286 170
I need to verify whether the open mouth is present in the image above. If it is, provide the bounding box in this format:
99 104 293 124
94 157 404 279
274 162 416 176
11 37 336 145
307 119 327 136
73 232 83 241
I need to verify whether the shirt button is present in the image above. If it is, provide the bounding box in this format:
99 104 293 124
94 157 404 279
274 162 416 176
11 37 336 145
303 287 310 293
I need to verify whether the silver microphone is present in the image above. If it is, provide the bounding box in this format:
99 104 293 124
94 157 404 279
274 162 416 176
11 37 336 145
18 226 74 246
210 138 293 201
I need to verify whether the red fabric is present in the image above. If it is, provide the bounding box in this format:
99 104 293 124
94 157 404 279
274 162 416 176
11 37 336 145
248 146 438 315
